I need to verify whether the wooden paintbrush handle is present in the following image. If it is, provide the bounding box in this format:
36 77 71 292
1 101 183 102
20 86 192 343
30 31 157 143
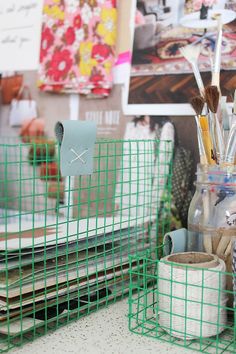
224 240 232 258
202 131 215 165
211 72 220 89
216 235 230 256
203 234 213 254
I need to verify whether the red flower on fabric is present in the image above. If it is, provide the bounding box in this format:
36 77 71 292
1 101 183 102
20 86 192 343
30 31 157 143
111 0 116 7
48 50 73 81
40 27 54 60
53 84 64 92
92 87 110 96
39 84 46 91
92 44 110 63
90 72 104 86
73 14 82 29
65 27 75 45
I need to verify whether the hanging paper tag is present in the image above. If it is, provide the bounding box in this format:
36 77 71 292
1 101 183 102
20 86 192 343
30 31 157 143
55 120 97 177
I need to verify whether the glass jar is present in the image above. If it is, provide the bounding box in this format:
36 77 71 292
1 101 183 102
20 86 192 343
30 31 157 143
188 164 236 261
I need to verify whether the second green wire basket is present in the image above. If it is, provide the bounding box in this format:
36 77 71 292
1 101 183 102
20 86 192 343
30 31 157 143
0 137 173 352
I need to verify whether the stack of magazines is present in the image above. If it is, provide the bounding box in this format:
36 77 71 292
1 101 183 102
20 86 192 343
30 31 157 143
0 215 153 335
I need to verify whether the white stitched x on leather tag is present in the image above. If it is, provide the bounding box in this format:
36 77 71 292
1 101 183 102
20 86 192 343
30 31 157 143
70 148 89 165
55 120 97 176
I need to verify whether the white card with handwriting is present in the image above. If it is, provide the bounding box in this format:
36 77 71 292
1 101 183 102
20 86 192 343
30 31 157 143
0 0 43 71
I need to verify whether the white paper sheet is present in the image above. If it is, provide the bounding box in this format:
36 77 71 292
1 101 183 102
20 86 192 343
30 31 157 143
0 0 43 71
0 215 155 250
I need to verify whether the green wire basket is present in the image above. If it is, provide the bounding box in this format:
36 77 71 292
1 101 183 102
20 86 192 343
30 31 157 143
0 137 173 352
128 253 236 354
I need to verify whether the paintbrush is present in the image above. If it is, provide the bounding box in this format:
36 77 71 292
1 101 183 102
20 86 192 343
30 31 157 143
190 96 208 165
199 116 216 165
211 18 223 90
233 89 236 116
216 236 230 258
224 123 236 169
195 118 208 166
221 96 230 143
231 89 236 128
190 95 213 253
205 86 225 164
180 44 204 95
190 95 205 118
191 95 215 164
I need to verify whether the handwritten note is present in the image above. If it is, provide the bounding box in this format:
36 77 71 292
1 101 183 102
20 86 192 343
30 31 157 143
0 0 43 71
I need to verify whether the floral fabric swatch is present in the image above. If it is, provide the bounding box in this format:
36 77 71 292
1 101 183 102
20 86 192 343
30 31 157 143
38 0 117 97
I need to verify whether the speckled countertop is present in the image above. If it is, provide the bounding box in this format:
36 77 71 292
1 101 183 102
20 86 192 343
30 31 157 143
11 299 196 354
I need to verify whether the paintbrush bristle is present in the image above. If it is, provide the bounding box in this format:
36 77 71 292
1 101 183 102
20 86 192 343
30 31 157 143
205 85 220 113
190 96 205 116
180 44 201 63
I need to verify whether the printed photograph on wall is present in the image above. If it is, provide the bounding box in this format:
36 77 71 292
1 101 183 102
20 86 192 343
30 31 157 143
126 0 236 114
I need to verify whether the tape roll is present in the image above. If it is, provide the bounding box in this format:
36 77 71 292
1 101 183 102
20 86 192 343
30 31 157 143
55 121 64 145
158 252 227 339
163 228 187 256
